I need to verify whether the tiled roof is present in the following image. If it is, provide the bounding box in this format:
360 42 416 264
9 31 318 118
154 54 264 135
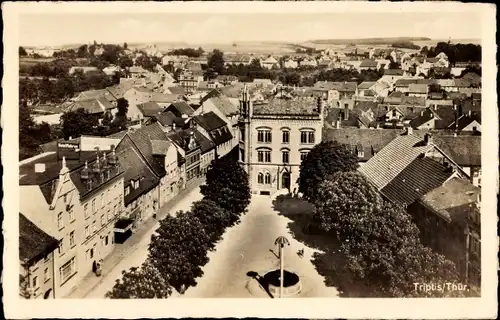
400 96 426 106
150 93 179 104
167 128 205 153
314 81 357 92
19 213 59 266
151 140 172 156
137 102 163 118
433 135 481 166
360 60 378 68
433 105 458 129
355 100 379 112
106 130 128 139
455 113 481 131
358 81 376 90
388 91 405 98
418 177 480 222
67 98 114 114
167 101 195 117
107 82 134 99
116 123 168 177
358 133 436 190
155 111 184 127
74 89 117 102
410 108 434 128
435 79 456 87
323 128 401 161
167 87 187 95
381 156 454 206
206 95 239 117
454 79 473 88
408 83 428 94
115 143 160 205
193 111 227 131
253 97 320 116
384 69 404 76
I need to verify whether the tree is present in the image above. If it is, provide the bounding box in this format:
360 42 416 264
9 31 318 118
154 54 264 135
105 261 172 299
77 44 89 58
118 55 134 70
312 172 465 297
298 140 359 201
90 57 110 70
19 46 28 56
135 54 155 71
191 199 233 243
200 156 251 215
148 211 211 293
60 108 99 139
123 42 128 50
207 49 225 75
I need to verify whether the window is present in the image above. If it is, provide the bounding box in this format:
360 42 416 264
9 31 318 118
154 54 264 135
257 149 272 163
257 129 272 143
300 151 309 162
59 257 76 283
84 204 89 219
101 214 105 226
92 199 96 212
58 238 64 255
282 150 290 164
69 231 75 247
258 172 264 184
85 226 90 238
68 208 74 222
125 186 130 196
392 110 397 117
57 212 64 229
108 209 112 221
344 103 349 109
100 194 104 208
282 130 290 144
105 236 109 246
44 268 49 282
264 172 272 184
92 220 96 232
32 276 38 288
300 130 315 144
470 236 480 256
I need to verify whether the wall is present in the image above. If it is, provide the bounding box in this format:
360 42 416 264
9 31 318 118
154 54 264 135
21 251 56 299
249 117 323 194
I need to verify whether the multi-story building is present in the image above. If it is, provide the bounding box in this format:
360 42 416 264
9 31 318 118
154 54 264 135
168 129 202 188
19 213 59 299
238 86 324 195
19 147 125 297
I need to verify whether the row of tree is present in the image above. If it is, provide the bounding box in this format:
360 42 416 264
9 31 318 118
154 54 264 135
19 101 58 160
391 41 421 50
20 69 119 105
167 47 204 58
422 42 481 64
297 141 467 297
106 155 251 298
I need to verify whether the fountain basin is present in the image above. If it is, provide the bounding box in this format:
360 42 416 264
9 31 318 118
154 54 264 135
263 269 302 297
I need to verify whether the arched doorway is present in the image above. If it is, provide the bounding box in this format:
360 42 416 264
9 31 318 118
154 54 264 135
44 289 52 299
282 171 291 191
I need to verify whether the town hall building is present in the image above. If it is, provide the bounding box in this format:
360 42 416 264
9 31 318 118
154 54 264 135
238 86 325 195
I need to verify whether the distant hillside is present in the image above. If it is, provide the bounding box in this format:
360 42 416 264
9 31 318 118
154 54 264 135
307 37 432 45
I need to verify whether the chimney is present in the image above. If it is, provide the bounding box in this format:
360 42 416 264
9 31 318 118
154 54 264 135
336 120 341 129
35 163 46 173
468 110 472 117
173 122 176 130
424 132 432 145
407 127 413 135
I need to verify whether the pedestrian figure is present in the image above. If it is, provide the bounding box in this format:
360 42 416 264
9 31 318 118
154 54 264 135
297 248 304 258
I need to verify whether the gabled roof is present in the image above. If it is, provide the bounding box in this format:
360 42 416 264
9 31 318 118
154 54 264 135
151 92 180 104
167 128 212 153
116 123 168 177
358 133 437 190
380 156 455 206
359 60 379 68
167 101 195 116
409 108 434 128
400 96 426 106
19 213 59 266
205 95 239 117
151 140 172 156
408 83 428 94
137 101 163 118
314 81 358 92
433 105 458 129
454 79 473 88
323 128 401 161
106 82 135 99
115 143 159 205
452 113 481 131
419 177 480 222
155 111 184 127
358 81 376 90
384 69 404 76
432 135 481 166
166 86 187 95
193 111 227 131
67 98 115 114
74 89 116 102
129 66 149 74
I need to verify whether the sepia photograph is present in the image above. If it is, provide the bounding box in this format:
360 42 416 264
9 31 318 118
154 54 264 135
2 1 498 319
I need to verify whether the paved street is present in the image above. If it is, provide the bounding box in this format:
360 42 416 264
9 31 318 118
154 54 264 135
183 193 340 298
67 179 204 298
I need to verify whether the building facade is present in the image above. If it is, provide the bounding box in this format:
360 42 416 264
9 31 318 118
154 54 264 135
238 86 324 195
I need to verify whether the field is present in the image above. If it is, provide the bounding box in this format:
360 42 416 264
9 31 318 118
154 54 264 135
20 57 89 68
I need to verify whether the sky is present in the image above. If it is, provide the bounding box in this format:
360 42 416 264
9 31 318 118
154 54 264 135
19 12 482 47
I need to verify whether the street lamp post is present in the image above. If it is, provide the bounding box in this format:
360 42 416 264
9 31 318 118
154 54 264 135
274 236 290 298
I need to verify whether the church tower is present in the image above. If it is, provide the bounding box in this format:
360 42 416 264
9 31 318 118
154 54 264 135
238 85 252 174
